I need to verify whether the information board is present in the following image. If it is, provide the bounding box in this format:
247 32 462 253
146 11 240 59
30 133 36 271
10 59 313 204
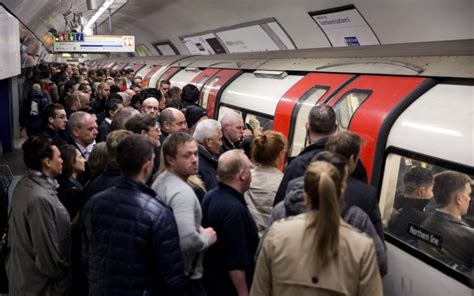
0 6 20 80
310 5 380 47
53 35 135 53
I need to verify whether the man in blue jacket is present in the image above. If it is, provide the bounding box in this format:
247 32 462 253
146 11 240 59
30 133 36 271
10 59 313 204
81 134 187 295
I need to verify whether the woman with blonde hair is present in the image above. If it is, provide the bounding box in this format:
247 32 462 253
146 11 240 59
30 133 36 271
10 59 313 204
251 161 382 296
244 130 287 237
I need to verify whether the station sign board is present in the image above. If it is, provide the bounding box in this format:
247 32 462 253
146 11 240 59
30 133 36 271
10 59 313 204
53 34 135 53
309 5 380 47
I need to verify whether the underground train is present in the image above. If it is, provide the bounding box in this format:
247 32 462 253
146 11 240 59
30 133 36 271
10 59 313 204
87 39 474 296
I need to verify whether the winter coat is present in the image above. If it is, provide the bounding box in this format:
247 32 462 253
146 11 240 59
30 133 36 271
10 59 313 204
6 171 71 296
197 144 219 191
81 177 187 295
251 214 383 296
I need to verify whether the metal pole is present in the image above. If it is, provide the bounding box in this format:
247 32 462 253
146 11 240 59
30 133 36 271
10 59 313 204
108 8 112 34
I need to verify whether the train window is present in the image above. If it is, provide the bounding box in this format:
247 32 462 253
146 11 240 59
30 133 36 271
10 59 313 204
334 90 370 129
217 105 242 121
201 76 220 109
193 75 209 88
290 87 328 157
379 152 474 275
245 113 273 135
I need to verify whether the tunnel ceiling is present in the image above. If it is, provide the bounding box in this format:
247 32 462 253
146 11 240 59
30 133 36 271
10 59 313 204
2 0 473 54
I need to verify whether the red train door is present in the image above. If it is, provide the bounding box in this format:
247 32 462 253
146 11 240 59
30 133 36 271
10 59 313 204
142 65 163 88
190 68 221 91
273 73 355 157
128 63 145 72
327 75 433 182
156 67 182 88
199 69 243 118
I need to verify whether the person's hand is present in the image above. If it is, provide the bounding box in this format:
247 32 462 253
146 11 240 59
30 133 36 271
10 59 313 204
200 227 217 245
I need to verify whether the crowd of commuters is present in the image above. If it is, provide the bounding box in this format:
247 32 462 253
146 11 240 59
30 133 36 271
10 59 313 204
1 62 471 296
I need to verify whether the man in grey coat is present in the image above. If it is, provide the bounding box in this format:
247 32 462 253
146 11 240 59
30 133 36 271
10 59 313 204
152 132 217 295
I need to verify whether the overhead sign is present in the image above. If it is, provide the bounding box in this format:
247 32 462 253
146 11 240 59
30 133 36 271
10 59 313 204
53 35 135 53
216 21 295 53
181 18 296 55
0 5 20 80
182 33 221 55
310 5 380 47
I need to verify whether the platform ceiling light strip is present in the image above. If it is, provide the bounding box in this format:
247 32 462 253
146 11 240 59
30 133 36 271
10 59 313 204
84 0 127 31
84 0 115 30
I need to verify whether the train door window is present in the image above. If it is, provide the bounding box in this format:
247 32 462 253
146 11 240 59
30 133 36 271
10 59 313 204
217 105 242 121
170 68 203 90
245 113 273 135
379 151 474 276
289 87 328 157
194 75 209 90
201 76 220 109
333 90 371 129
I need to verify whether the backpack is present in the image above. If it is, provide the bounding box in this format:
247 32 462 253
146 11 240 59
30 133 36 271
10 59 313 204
19 90 49 134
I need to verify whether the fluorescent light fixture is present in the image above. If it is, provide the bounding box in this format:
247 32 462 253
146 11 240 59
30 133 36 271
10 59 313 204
84 0 114 31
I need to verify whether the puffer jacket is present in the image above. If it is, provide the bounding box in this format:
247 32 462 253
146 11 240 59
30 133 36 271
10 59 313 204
81 177 187 296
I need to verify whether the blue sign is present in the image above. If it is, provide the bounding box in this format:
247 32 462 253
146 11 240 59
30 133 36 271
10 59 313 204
344 36 360 46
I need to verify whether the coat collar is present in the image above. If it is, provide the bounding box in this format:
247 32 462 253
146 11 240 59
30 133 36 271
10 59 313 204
117 177 157 197
218 182 246 206
198 144 218 163
27 170 59 193
298 137 328 156
434 209 468 226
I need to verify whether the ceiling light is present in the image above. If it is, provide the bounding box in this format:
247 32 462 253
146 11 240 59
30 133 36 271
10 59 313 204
84 0 114 31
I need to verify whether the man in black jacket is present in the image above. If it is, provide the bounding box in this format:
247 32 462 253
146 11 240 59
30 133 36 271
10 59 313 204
273 104 337 205
325 130 385 244
193 119 223 191
81 134 187 295
38 103 68 147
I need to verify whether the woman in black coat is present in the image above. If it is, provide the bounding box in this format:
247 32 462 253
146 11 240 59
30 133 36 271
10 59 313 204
57 144 86 220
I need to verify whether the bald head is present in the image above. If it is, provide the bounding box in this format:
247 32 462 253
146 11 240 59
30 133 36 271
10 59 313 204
220 111 244 144
142 97 160 118
98 82 111 99
73 90 90 107
217 149 252 193
159 107 187 135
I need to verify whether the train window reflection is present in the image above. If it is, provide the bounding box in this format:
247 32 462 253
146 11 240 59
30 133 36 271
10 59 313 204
290 87 327 157
380 153 474 275
334 90 370 129
201 77 220 109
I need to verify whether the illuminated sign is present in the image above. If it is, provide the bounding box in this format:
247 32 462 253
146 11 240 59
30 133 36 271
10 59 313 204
53 35 135 53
